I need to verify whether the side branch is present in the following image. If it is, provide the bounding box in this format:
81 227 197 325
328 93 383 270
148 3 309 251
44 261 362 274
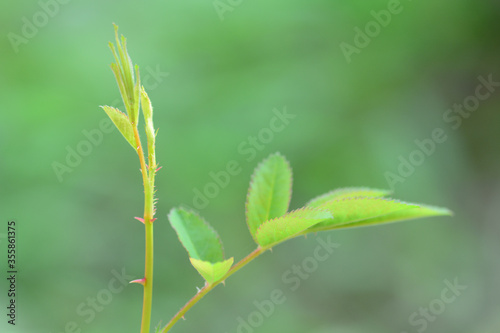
161 247 265 332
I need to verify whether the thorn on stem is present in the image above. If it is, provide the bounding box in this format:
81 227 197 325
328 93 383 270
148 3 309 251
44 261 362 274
156 166 162 172
134 217 145 224
181 315 185 321
151 218 157 223
130 278 146 286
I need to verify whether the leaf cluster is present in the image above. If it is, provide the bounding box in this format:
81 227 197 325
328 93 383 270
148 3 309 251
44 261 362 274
101 25 157 174
168 153 451 285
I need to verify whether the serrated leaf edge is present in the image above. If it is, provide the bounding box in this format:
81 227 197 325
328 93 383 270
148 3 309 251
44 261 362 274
189 257 234 285
306 187 392 207
254 207 333 248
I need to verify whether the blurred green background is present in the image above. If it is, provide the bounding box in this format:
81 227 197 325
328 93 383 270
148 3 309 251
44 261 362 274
1 0 499 332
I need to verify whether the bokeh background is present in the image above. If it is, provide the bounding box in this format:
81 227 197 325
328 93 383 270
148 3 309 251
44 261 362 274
1 1 499 332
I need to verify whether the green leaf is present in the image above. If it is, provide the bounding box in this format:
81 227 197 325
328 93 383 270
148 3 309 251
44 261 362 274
100 105 136 149
168 208 224 261
115 26 134 97
168 208 233 284
109 61 129 111
307 187 391 208
190 258 234 285
306 197 452 233
132 65 141 125
327 204 452 230
255 208 332 248
246 153 292 242
109 24 139 126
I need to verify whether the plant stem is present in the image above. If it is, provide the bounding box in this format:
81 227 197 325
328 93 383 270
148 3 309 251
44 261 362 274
161 247 265 333
141 220 154 332
134 126 155 333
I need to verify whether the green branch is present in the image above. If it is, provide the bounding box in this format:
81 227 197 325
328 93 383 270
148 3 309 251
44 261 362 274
102 25 158 333
161 247 265 332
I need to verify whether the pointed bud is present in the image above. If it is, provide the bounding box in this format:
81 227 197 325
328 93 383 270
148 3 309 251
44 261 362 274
140 86 153 125
140 85 156 171
109 24 139 124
